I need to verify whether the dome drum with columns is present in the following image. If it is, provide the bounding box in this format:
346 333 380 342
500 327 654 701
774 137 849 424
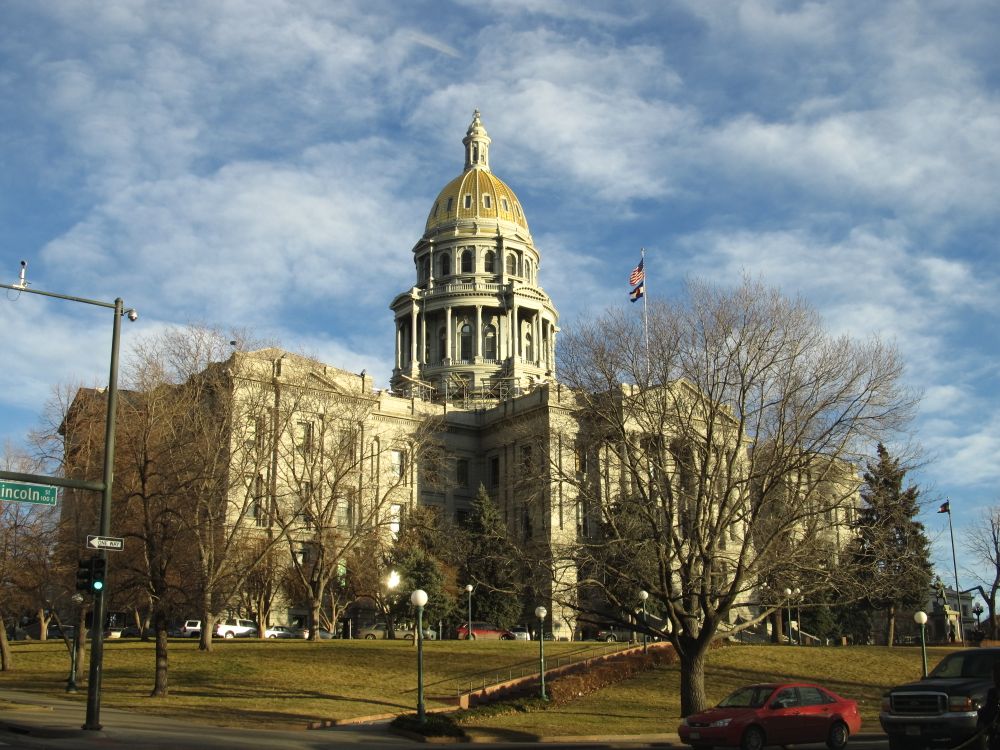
390 112 559 403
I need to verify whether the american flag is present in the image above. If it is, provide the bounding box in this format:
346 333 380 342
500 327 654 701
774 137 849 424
629 258 644 286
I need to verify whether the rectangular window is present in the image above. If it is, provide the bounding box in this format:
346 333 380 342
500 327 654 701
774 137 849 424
489 456 500 488
296 421 313 456
456 458 469 487
483 194 491 208
252 475 267 527
464 194 472 209
334 496 353 530
446 197 453 211
390 449 406 480
501 198 509 211
389 503 404 538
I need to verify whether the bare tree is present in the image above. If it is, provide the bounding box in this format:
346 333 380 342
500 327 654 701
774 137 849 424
261 358 443 640
967 507 1000 639
555 277 916 714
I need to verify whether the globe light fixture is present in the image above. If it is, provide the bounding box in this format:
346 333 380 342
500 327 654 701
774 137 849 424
914 610 928 677
535 605 548 700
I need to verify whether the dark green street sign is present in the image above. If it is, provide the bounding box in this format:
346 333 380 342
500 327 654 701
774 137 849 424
0 480 58 506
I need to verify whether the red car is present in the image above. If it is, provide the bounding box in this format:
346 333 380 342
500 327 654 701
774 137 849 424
678 682 862 750
455 621 515 640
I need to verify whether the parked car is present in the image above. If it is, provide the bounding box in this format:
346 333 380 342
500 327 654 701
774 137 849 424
121 626 154 638
302 627 337 640
678 682 862 750
215 618 258 639
357 623 436 641
264 625 303 639
594 624 634 643
880 646 1000 750
180 620 201 638
509 626 532 641
455 621 514 640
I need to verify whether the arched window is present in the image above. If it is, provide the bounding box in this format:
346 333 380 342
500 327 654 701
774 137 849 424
439 253 451 277
483 324 497 360
524 331 534 361
438 327 447 363
506 253 517 275
459 322 472 361
484 250 496 273
461 249 474 273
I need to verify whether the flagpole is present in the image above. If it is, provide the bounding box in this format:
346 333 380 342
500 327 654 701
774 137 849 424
640 247 650 382
945 502 964 643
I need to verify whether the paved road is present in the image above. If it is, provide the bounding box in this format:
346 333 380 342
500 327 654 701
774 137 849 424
0 689 890 749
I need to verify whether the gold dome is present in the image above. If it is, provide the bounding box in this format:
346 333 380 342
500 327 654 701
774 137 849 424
424 111 530 234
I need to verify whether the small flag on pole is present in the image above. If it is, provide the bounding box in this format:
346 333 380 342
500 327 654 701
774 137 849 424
630 283 644 302
938 501 951 514
629 258 645 286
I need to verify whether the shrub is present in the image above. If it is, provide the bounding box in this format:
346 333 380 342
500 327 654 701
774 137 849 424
390 712 467 739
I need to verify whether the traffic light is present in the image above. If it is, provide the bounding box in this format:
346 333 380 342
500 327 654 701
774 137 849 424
75 559 92 591
90 557 107 593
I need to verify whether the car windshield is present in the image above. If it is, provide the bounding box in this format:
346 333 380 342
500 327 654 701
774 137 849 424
929 652 999 679
719 685 776 708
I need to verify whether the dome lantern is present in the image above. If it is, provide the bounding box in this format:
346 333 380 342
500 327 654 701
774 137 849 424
463 109 491 172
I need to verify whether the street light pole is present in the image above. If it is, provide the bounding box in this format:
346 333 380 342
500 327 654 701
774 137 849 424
0 267 137 731
784 588 793 645
465 584 473 640
535 606 547 700
411 589 428 723
639 590 649 654
794 587 802 646
914 611 928 677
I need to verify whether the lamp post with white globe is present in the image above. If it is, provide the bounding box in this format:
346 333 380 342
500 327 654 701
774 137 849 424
465 584 473 640
639 590 649 653
535 606 548 700
914 610 928 677
411 589 428 722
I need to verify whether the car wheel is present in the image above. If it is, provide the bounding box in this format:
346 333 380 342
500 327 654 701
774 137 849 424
740 726 765 750
224 632 234 639
267 634 276 639
405 633 415 641
469 633 477 640
826 721 849 750
501 634 514 640
365 634 376 640
605 634 616 642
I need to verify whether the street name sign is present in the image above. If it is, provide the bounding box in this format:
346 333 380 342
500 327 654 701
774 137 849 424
86 535 124 551
0 480 57 506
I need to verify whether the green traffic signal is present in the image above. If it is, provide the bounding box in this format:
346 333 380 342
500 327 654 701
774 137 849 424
89 557 107 593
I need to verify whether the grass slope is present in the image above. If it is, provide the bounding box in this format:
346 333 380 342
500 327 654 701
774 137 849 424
0 639 954 735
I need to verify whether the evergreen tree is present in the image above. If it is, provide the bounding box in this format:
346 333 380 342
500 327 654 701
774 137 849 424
462 485 526 629
845 443 932 645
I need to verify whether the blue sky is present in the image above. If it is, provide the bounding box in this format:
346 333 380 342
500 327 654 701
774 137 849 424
2 0 999 596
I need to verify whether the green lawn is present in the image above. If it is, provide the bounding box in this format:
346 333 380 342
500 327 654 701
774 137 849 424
0 638 954 735
461 643 946 740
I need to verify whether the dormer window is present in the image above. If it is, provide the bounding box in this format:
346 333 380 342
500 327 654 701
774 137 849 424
501 197 509 211
446 197 454 212
483 194 492 208
464 194 472 209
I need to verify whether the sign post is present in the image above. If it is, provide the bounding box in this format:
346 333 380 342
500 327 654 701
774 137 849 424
0 480 57 506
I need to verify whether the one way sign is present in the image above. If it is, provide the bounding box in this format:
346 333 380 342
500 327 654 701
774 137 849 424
86 535 124 551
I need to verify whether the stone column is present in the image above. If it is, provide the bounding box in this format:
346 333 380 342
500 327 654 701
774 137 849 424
395 320 402 368
475 305 483 359
410 303 418 366
445 306 453 364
